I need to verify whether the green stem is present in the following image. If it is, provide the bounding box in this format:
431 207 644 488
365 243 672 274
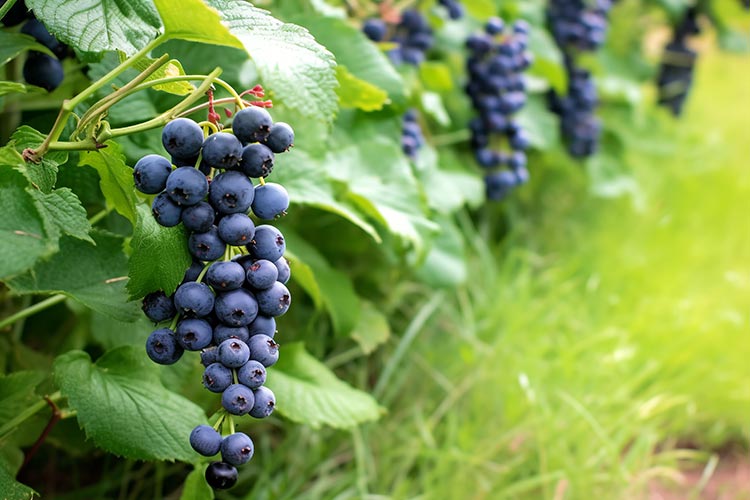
0 391 62 438
0 295 66 331
0 0 17 22
108 68 223 139
47 138 100 151
31 35 167 158
88 208 110 226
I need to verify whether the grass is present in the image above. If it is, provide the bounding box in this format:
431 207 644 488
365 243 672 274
226 34 750 500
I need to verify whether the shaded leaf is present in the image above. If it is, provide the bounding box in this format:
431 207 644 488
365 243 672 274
0 32 54 65
351 301 390 355
30 188 94 243
10 126 67 193
79 141 137 226
179 464 214 500
0 466 37 500
0 81 45 97
336 66 388 111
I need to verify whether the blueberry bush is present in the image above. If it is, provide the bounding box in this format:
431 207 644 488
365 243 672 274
0 0 747 497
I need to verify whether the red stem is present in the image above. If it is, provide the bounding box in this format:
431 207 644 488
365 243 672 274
21 396 62 469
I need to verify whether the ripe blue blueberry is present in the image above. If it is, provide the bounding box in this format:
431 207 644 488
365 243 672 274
201 132 243 170
256 282 291 317
249 386 275 419
190 424 222 456
205 461 238 490
175 318 213 351
145 328 184 365
166 167 208 206
133 155 172 194
208 171 254 214
141 290 175 323
23 52 63 91
221 384 255 415
217 213 256 246
248 315 276 338
261 122 294 153
162 118 204 160
206 261 246 291
174 281 215 317
202 362 233 393
188 226 226 261
182 260 204 283
217 338 251 368
251 183 289 220
247 334 279 367
363 19 387 42
200 346 218 367
274 257 291 284
151 192 183 227
238 143 274 178
213 324 250 344
245 259 278 290
249 225 285 261
237 360 266 389
181 202 215 233
232 106 273 145
220 432 254 465
214 289 258 327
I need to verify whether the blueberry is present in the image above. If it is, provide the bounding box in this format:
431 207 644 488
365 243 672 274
213 324 250 344
251 183 289 220
274 257 291 284
151 192 183 227
162 118 204 160
181 202 215 233
133 155 172 194
221 384 255 415
141 290 175 323
166 167 208 206
248 315 276 338
171 154 199 168
514 166 530 185
508 151 527 170
201 132 243 170
220 432 254 465
261 122 294 153
238 143 274 178
256 282 291 317
174 281 215 317
217 338 251 368
214 289 258 327
175 318 213 351
205 461 238 490
363 19 387 42
182 260 204 283
145 328 183 365
237 360 267 389
249 225 285 261
245 259 278 290
21 19 62 55
188 226 226 261
208 171 254 214
23 52 63 92
206 261 246 291
200 346 218 367
247 334 279 367
189 424 222 456
232 106 273 145
249 386 275 419
217 213 256 246
485 171 517 201
475 149 501 169
202 362 233 393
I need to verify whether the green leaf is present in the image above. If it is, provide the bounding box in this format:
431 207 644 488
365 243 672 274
0 81 45 97
152 0 242 49
415 217 467 288
265 343 383 429
282 230 360 336
0 169 57 280
25 0 162 56
299 16 405 106
462 0 497 18
420 91 450 127
416 146 484 214
419 62 454 92
127 204 192 300
10 126 67 193
0 466 37 500
78 141 137 226
336 66 388 111
207 0 339 124
527 27 567 94
0 371 46 433
29 188 94 244
0 32 54 65
5 231 141 322
120 52 194 95
350 301 390 355
179 464 214 500
90 313 153 350
53 346 207 462
272 148 380 242
516 95 559 150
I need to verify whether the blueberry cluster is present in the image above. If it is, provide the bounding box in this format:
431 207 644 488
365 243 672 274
137 107 294 490
546 0 615 158
656 8 699 117
362 10 434 66
1 1 68 92
465 18 533 201
401 109 424 160
438 0 463 20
